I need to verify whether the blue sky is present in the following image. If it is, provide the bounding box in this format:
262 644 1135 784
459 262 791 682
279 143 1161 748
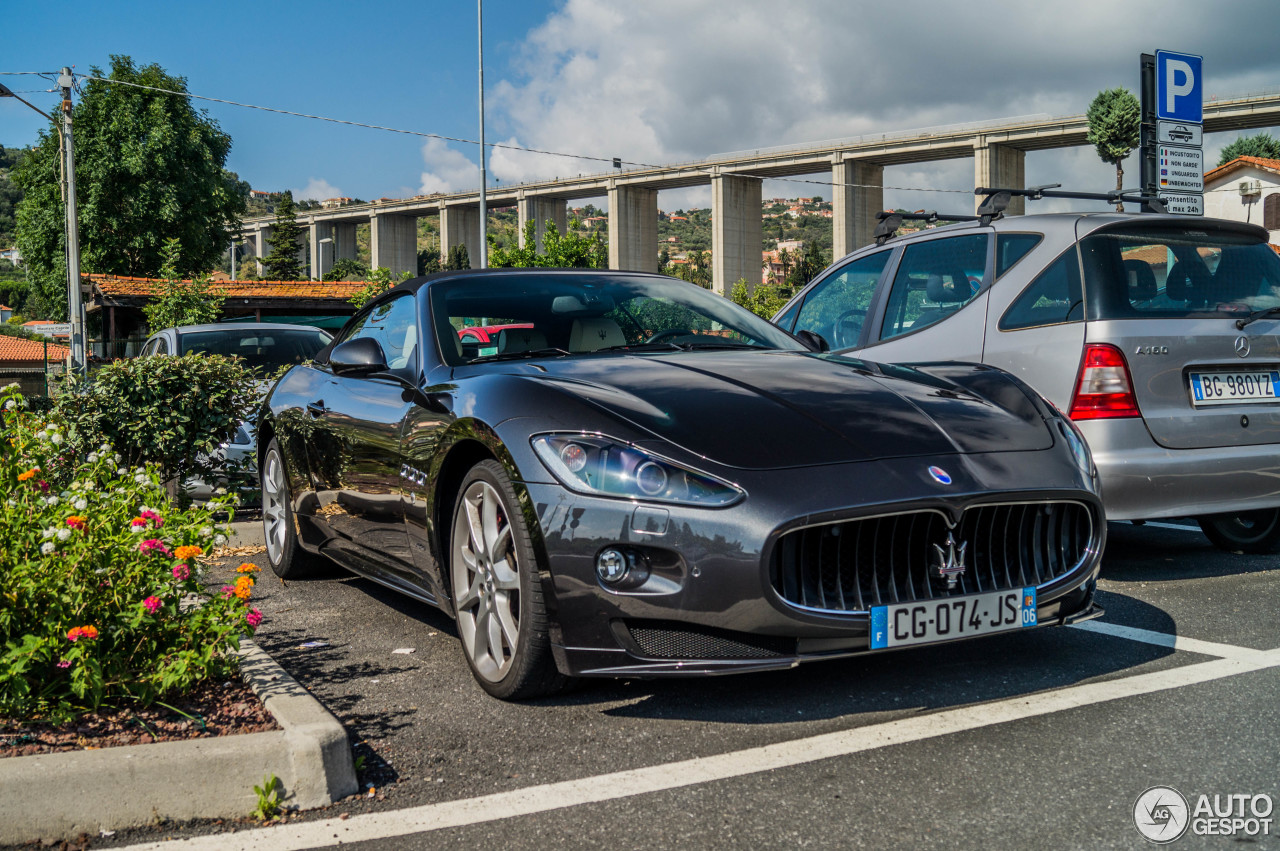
5 1 1280 213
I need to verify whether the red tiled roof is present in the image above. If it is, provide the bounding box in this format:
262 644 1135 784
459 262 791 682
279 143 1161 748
1204 155 1280 184
0 335 70 363
88 274 369 300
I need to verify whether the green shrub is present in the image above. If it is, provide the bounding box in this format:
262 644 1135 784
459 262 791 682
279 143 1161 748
0 384 262 722
729 278 796 319
55 353 259 487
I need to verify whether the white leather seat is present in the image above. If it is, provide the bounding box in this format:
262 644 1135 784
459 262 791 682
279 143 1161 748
568 318 625 352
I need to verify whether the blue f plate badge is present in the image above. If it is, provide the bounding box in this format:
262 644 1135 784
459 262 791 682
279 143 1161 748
871 587 1038 649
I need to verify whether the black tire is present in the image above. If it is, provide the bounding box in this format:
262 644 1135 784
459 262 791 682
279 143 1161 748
1197 508 1280 554
449 459 571 699
261 437 324 578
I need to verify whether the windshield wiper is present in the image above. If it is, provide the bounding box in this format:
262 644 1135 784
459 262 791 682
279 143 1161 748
471 347 571 363
596 342 684 353
673 340 771 351
1235 306 1280 330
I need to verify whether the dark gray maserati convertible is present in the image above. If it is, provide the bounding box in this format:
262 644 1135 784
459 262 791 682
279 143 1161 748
258 269 1105 698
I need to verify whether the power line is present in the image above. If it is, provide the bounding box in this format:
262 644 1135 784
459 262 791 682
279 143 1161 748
75 74 973 195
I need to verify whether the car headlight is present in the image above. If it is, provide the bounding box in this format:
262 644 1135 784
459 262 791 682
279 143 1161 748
1056 418 1095 478
531 434 744 507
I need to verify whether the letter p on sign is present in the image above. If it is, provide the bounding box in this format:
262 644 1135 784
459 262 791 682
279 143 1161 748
1156 50 1203 123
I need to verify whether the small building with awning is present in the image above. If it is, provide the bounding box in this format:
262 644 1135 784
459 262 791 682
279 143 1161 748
86 275 367 358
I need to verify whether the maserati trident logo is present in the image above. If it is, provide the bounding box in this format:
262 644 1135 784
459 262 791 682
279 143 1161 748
930 532 967 590
1235 335 1251 358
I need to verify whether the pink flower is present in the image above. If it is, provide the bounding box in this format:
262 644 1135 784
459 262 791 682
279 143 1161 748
38 480 49 493
143 596 162 614
138 539 172 557
221 585 236 598
246 608 263 628
140 509 164 528
56 660 71 669
172 563 191 581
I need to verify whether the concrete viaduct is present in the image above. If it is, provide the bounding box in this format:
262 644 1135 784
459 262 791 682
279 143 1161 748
239 93 1280 294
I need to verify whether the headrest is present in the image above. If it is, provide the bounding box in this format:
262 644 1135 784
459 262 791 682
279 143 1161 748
926 274 963 303
1123 259 1158 302
568 317 626 352
497 328 547 354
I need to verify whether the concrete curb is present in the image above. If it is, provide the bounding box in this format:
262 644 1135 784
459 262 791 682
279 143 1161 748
0 640 357 844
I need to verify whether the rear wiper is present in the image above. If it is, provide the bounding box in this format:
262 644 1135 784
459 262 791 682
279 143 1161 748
471 347 571 363
1235 306 1280 330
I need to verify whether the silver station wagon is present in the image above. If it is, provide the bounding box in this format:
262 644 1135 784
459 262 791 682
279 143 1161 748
775 209 1280 553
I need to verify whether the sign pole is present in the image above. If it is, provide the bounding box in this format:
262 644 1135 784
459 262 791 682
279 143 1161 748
1139 53 1159 212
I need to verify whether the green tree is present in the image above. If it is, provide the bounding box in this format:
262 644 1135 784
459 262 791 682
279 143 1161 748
13 56 247 319
729 279 794 319
348 267 413 310
323 257 371 282
1085 88 1141 211
0 145 25 248
142 238 225 331
259 191 306 280
788 242 827 288
1217 132 1280 167
445 244 471 271
488 220 608 269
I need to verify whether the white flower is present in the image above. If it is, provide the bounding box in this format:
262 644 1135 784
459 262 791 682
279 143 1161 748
86 453 99 463
134 474 148 485
214 487 227 496
117 468 128 476
40 542 55 556
49 433 62 445
214 534 227 545
74 499 87 511
3 400 13 411
199 526 213 538
41 527 56 539
82 482 95 492
56 528 70 541
135 467 146 475
113 454 121 464
131 525 145 534
2 382 18 391
99 444 111 453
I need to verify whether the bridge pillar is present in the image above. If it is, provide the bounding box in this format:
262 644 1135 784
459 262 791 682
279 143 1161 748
832 159 883 258
310 222 333 280
333 223 357 261
973 138 1026 215
517 195 567 253
711 173 763 295
441 205 480 269
370 213 419 276
607 183 658 273
249 224 272 277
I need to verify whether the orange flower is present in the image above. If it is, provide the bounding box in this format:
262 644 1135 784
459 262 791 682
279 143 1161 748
66 625 99 642
233 575 254 600
65 516 87 530
17 469 37 482
236 563 259 574
173 545 203 560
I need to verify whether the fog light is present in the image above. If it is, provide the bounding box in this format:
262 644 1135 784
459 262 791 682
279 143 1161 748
596 548 630 585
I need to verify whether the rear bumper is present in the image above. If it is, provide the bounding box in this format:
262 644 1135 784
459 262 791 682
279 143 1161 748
1081 418 1280 520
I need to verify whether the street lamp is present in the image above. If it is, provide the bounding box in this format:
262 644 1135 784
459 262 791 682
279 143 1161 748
317 237 333 280
0 71 86 376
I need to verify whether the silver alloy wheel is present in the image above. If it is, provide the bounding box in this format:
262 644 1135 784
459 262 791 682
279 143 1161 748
451 480 521 682
262 449 287 564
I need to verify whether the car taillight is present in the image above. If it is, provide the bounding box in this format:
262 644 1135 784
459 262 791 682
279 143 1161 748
1068 344 1141 420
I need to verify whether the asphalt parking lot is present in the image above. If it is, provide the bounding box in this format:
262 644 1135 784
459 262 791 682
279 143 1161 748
94 520 1280 850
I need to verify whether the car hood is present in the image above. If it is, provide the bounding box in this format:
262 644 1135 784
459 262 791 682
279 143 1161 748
514 351 1053 470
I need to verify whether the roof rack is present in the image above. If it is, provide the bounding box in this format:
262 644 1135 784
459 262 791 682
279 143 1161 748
975 184 1168 214
873 210 981 245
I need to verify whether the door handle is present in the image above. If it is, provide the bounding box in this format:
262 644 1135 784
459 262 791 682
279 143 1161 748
306 400 327 418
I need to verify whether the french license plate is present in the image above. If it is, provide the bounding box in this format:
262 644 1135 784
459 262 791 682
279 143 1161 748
1189 371 1280 407
870 587 1037 649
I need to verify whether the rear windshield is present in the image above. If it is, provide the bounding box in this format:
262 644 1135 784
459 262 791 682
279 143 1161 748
1081 226 1280 320
176 329 332 371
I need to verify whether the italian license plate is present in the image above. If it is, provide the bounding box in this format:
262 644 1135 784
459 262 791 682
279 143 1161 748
870 587 1037 650
1189 371 1280 407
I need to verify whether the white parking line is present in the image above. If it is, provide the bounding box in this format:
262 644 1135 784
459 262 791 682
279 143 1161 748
117 639 1280 851
1069 620 1271 660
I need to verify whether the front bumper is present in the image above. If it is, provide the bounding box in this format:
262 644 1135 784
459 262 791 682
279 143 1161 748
1080 418 1280 520
522 450 1104 679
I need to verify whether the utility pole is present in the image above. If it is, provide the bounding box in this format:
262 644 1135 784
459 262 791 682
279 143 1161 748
230 239 237 280
477 0 487 269
59 67 86 376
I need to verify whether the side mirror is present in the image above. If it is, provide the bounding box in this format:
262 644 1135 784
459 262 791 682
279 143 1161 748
795 329 830 353
329 338 388 376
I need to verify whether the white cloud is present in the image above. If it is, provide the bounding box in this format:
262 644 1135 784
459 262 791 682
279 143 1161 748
295 177 343 201
484 0 1280 207
420 137 482 194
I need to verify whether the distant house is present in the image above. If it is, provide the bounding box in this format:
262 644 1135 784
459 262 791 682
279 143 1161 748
321 197 354 209
0 247 20 265
0 305 11 323
1203 155 1280 244
0 335 69 396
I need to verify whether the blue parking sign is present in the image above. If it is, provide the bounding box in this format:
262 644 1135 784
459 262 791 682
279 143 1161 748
1156 50 1203 123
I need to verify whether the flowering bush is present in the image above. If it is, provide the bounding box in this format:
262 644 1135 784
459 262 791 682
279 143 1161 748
0 383 261 722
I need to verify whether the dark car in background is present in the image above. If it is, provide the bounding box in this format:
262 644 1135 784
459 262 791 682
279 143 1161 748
775 212 1280 553
257 269 1104 699
141 322 332 497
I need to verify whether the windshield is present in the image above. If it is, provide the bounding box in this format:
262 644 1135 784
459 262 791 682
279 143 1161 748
431 273 806 365
176 328 332 371
1081 226 1280 320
